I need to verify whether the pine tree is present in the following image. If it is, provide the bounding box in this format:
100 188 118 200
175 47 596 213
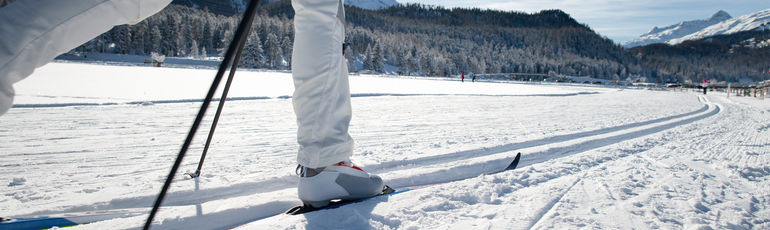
344 41 356 72
264 33 282 68
162 14 179 56
370 42 385 73
202 21 214 54
190 40 199 58
240 32 264 68
113 25 131 54
219 21 235 57
130 23 146 55
150 25 162 54
409 47 421 75
363 44 373 71
281 36 292 68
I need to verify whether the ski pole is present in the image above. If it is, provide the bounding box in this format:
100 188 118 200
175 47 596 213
143 0 261 229
187 12 250 179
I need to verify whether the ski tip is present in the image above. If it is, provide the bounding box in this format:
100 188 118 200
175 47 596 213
506 152 522 170
285 205 307 215
382 185 396 194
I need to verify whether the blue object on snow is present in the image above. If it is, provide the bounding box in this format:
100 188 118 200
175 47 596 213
0 216 78 230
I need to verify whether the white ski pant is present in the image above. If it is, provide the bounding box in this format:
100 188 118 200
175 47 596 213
0 0 172 116
292 0 353 168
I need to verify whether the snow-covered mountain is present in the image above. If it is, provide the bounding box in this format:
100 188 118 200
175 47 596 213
621 10 732 48
668 9 770 45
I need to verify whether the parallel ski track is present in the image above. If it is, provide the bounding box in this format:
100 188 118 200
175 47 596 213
517 95 768 229
528 177 583 229
23 95 721 229
517 97 720 171
227 95 721 227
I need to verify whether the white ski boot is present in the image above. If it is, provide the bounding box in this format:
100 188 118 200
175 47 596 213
297 160 384 208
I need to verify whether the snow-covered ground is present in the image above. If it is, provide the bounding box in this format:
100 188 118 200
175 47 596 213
1 62 769 229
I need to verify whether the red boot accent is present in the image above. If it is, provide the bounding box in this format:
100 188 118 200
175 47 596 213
334 161 365 172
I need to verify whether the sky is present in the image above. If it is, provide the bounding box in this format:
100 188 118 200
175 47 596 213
396 0 770 43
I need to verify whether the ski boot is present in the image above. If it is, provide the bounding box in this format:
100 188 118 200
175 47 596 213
296 160 384 208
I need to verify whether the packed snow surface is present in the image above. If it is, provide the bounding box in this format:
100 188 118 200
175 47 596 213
2 62 769 229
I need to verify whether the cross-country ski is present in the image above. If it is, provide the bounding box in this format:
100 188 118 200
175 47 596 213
284 152 522 215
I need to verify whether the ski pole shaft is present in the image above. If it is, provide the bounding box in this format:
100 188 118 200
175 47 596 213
191 18 250 178
143 0 260 229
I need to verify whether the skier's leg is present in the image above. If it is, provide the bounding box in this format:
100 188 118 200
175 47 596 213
291 0 353 168
0 0 171 116
291 0 383 207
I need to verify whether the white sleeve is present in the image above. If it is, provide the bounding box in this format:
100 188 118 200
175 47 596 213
0 0 172 115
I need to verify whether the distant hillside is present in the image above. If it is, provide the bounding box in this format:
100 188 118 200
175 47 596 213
259 1 642 79
343 0 399 10
351 5 640 78
631 29 770 83
76 1 644 81
624 8 770 83
171 0 399 16
72 1 770 83
171 0 266 15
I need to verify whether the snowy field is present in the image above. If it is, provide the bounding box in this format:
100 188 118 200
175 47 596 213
1 62 769 229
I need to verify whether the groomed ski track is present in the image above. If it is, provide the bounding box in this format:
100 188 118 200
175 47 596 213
4 63 768 229
12 94 728 229
233 95 726 229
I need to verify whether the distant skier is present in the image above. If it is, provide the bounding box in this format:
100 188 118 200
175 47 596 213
461 72 465 82
700 79 709 95
0 0 384 209
471 73 476 82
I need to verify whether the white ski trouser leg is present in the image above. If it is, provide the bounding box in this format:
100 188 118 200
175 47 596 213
292 0 353 168
0 0 172 116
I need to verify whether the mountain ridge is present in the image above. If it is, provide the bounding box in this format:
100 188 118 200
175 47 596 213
622 10 732 48
669 9 770 45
